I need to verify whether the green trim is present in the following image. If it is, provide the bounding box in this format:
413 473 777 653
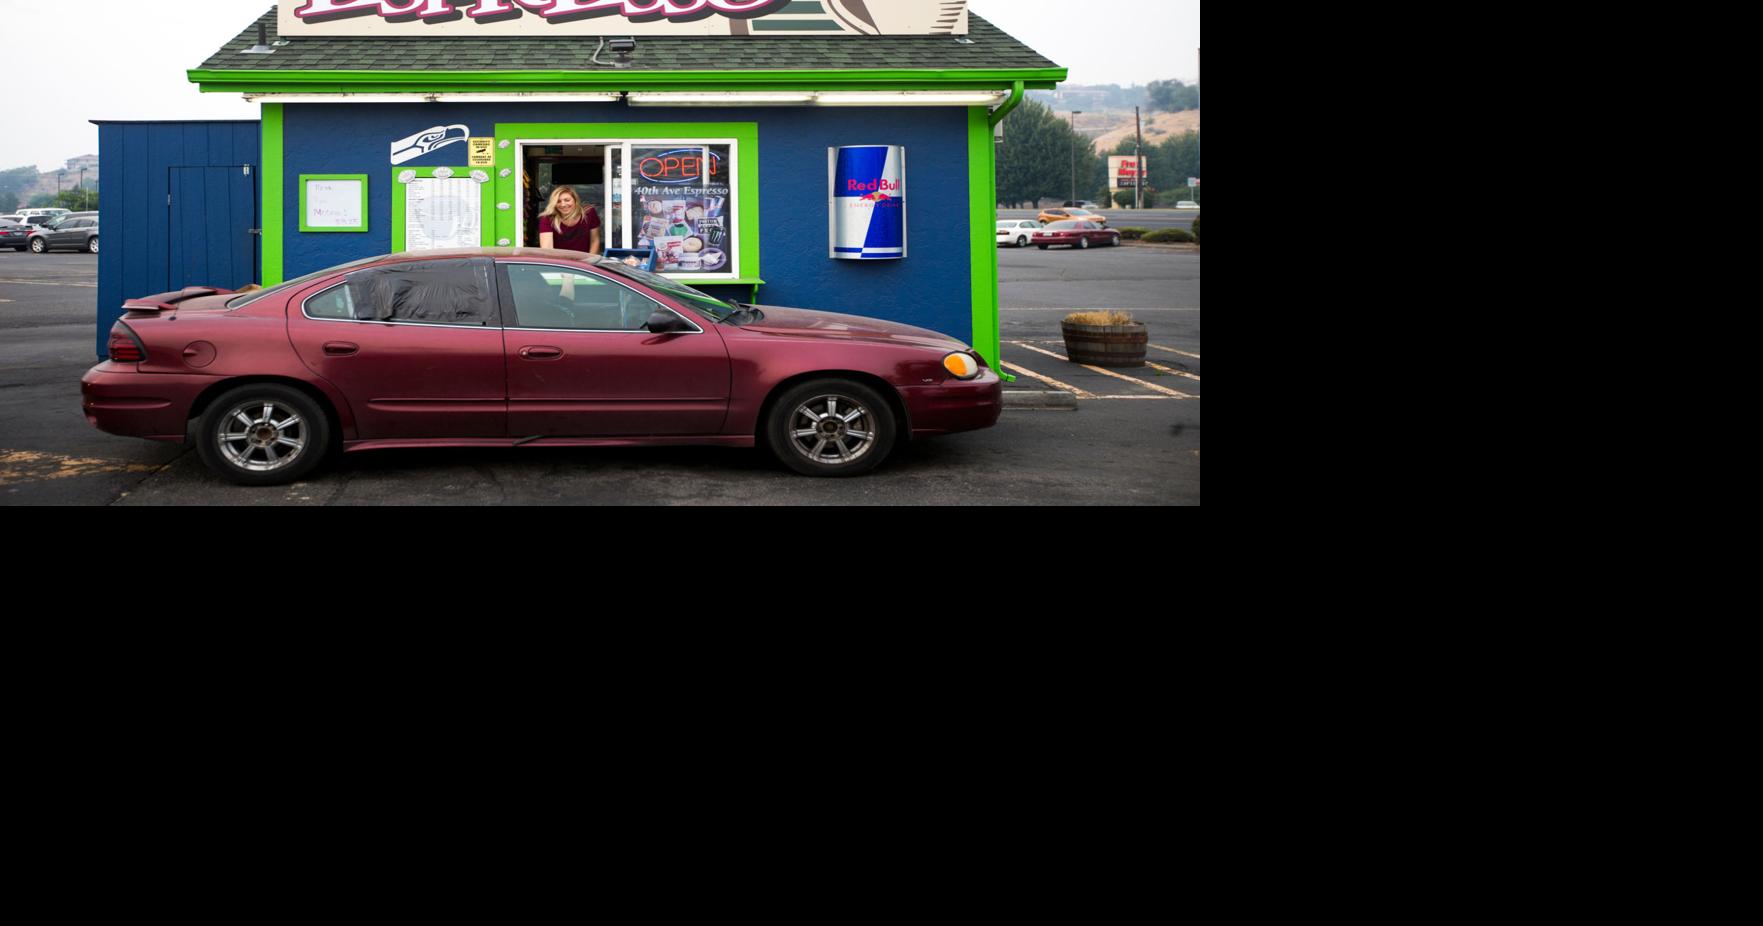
298 174 370 232
495 122 759 286
261 103 283 286
390 167 497 253
967 107 1000 371
190 67 1066 91
989 80 1025 127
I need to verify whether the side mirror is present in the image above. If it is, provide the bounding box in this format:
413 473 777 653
646 311 692 334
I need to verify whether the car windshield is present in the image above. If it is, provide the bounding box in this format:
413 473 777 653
226 254 391 309
591 257 738 322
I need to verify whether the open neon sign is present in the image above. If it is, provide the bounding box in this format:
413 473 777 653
637 149 723 185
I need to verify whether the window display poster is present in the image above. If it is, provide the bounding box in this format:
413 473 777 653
632 145 731 274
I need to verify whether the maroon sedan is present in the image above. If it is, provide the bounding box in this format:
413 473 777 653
82 248 1002 485
1034 220 1121 250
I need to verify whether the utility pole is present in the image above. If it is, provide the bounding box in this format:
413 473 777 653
79 168 87 211
1134 105 1144 210
1069 110 1083 204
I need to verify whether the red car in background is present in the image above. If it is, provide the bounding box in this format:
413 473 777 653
82 248 1001 485
1033 220 1121 250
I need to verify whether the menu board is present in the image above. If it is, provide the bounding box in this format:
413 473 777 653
403 177 482 251
632 145 732 274
302 176 367 232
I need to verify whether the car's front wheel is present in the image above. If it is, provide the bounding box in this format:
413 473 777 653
766 379 896 476
29 238 47 253
1017 235 1029 247
195 384 331 486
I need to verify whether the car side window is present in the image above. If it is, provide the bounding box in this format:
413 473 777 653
345 258 497 326
304 282 360 320
501 263 665 332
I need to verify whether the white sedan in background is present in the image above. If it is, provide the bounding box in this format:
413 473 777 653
996 219 1041 248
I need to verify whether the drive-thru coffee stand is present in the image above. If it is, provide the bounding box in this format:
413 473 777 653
95 0 1066 367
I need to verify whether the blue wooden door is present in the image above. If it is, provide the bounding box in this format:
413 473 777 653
169 165 259 291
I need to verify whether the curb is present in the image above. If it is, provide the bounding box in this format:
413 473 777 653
1003 390 1078 410
1120 241 1200 251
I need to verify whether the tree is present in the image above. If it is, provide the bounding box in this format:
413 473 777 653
1147 79 1201 113
995 98 1103 207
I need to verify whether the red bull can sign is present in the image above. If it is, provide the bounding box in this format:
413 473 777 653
829 145 907 261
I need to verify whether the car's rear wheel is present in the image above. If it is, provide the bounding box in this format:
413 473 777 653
1038 244 1049 250
87 236 98 254
766 379 896 477
1078 237 1091 249
29 238 46 253
195 384 331 486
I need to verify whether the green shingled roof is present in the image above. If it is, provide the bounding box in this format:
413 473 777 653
193 5 1063 85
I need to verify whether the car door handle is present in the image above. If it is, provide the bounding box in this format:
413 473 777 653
520 346 564 361
323 341 359 356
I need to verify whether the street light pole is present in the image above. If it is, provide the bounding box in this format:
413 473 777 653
1069 110 1083 204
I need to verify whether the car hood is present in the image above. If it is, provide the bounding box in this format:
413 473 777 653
734 305 969 350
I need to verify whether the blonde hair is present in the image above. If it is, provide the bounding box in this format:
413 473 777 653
540 185 587 228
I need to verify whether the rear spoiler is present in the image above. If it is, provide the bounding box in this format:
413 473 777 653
122 286 235 316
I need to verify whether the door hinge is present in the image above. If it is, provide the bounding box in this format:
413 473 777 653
243 165 252 176
248 229 262 236
167 194 173 206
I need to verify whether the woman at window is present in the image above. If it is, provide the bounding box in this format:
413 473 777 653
537 185 601 256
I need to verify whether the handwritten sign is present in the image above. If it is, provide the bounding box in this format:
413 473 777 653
301 176 368 232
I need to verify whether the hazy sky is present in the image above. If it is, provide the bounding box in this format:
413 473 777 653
0 0 1199 174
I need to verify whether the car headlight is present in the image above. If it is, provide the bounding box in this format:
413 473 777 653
943 352 981 380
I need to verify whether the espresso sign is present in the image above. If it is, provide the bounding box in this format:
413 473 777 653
280 0 971 36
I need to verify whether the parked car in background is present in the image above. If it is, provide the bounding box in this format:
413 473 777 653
13 207 70 225
1 219 32 250
82 248 1002 485
1061 200 1102 210
1038 207 1109 227
1175 200 1201 209
1033 220 1120 250
29 213 99 253
996 219 1040 248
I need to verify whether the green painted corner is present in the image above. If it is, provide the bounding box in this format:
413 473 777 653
967 107 1000 370
261 103 283 286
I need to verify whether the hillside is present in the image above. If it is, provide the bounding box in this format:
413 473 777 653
1091 110 1200 152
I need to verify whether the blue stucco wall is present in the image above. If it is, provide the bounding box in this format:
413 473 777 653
95 121 260 359
281 102 973 340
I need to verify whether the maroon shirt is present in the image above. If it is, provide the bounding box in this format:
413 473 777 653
539 208 600 252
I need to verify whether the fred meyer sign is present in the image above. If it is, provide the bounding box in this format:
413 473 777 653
280 0 971 36
1109 155 1148 189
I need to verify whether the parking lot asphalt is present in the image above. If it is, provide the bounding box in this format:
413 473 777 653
1 244 1199 505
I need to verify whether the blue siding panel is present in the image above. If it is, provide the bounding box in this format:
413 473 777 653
95 121 260 359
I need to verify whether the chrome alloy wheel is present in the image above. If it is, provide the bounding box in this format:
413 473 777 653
788 394 877 467
216 400 309 473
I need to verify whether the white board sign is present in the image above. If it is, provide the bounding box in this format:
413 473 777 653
303 178 366 231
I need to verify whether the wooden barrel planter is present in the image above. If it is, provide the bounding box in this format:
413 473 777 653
1061 320 1148 367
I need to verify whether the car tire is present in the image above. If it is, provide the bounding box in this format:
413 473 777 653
87 236 98 254
765 378 896 477
195 384 332 486
29 238 46 253
1017 236 1029 247
1078 237 1091 249
1109 235 1121 246
1038 244 1049 250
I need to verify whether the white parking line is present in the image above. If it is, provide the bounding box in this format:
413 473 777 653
0 278 98 288
1144 360 1201 382
1149 343 1201 360
1009 342 1198 399
1002 362 1096 398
